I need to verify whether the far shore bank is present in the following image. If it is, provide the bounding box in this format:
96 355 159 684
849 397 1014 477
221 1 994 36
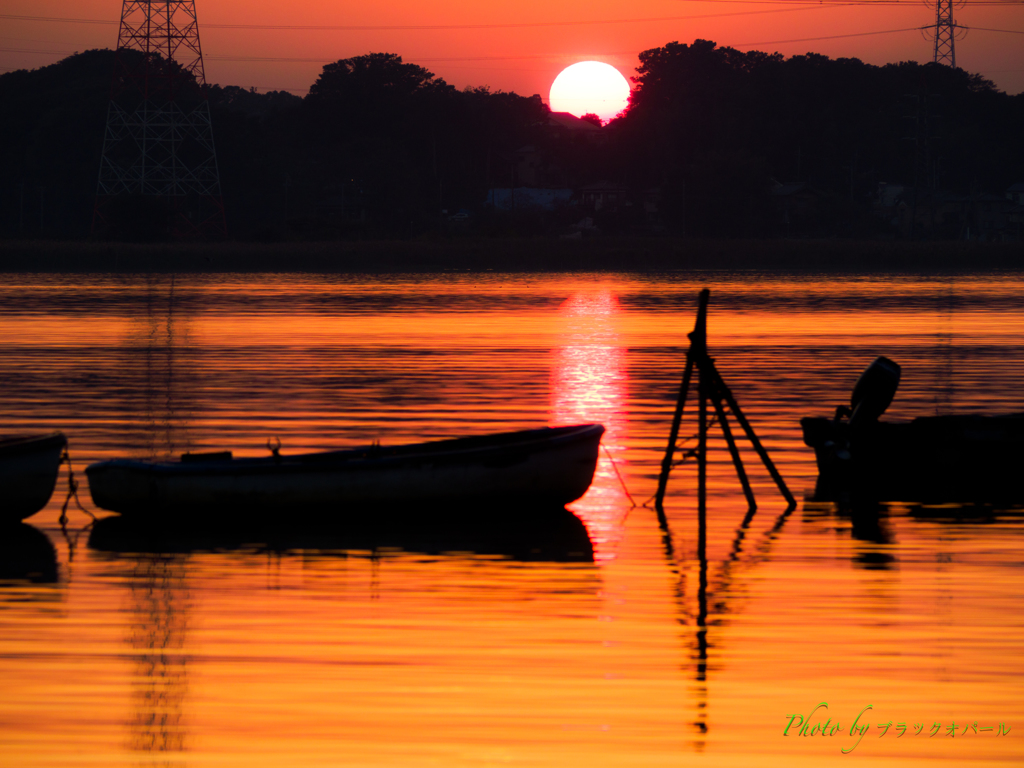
1 238 1021 273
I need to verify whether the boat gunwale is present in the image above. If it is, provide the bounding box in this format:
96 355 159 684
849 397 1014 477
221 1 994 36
85 423 605 477
0 431 66 459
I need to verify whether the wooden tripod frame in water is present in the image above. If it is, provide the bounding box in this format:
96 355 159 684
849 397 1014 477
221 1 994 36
654 288 796 523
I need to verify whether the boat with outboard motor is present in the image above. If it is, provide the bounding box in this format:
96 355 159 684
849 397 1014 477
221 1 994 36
0 432 67 523
801 357 1024 502
86 423 605 517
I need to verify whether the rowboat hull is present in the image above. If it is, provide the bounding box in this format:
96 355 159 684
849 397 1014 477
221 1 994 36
0 432 67 524
86 424 605 517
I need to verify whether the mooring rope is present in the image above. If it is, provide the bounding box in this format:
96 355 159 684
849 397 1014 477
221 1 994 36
640 415 720 509
58 447 96 526
601 444 636 508
57 447 96 562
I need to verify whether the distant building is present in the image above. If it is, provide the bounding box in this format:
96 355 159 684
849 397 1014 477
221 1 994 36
876 182 907 209
641 187 663 222
1008 203 1024 240
577 181 628 212
514 145 543 187
771 180 823 229
885 189 1022 241
893 190 966 239
485 187 573 211
968 193 1016 241
315 183 367 223
1007 183 1024 206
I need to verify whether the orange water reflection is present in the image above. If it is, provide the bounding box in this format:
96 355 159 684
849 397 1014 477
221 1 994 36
1 274 1024 768
550 289 629 562
127 556 189 757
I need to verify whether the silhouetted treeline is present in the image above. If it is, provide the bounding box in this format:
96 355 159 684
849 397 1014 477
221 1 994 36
0 42 1021 241
616 40 1024 236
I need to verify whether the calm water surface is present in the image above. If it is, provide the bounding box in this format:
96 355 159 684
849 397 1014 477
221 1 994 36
1 272 1022 767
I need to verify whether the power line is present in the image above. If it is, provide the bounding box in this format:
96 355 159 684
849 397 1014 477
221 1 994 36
204 53 634 63
5 22 1023 66
209 7 853 29
0 7 852 32
3 4 1022 34
708 0 1024 3
2 0 1022 28
4 3 1015 33
0 34 66 45
0 14 116 26
0 48 69 56
737 26 923 44
0 47 629 62
690 0 1023 3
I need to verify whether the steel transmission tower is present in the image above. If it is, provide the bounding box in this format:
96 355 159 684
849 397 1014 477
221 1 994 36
93 0 226 239
929 0 961 68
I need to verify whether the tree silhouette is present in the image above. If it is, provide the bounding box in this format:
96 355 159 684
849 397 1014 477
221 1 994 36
1 44 1020 241
306 53 453 138
612 39 1023 236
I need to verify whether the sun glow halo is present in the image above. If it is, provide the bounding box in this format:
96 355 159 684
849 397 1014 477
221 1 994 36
549 61 630 123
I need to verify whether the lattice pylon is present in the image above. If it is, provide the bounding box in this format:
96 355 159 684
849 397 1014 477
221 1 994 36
93 0 226 239
931 0 958 68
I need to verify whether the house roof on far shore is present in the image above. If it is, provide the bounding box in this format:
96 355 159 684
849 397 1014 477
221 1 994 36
548 112 602 132
772 181 811 197
578 180 626 192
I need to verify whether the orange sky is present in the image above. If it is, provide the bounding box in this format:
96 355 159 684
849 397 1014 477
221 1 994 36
3 0 1023 98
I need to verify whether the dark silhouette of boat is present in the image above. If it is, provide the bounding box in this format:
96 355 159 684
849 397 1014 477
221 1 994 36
88 503 595 561
0 432 67 524
0 523 59 582
802 357 1024 502
86 423 604 517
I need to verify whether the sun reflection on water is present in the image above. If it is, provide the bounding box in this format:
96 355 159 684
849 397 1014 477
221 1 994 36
550 289 629 561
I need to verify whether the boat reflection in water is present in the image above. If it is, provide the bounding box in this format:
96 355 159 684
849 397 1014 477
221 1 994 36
803 500 897 570
551 289 629 561
89 503 594 562
0 523 59 583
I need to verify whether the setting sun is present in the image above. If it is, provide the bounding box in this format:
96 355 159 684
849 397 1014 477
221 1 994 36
549 61 630 123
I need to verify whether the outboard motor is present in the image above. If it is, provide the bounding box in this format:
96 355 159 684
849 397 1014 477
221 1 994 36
848 356 901 429
802 356 902 499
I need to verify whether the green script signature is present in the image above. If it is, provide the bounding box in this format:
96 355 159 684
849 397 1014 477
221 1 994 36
783 702 1012 753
